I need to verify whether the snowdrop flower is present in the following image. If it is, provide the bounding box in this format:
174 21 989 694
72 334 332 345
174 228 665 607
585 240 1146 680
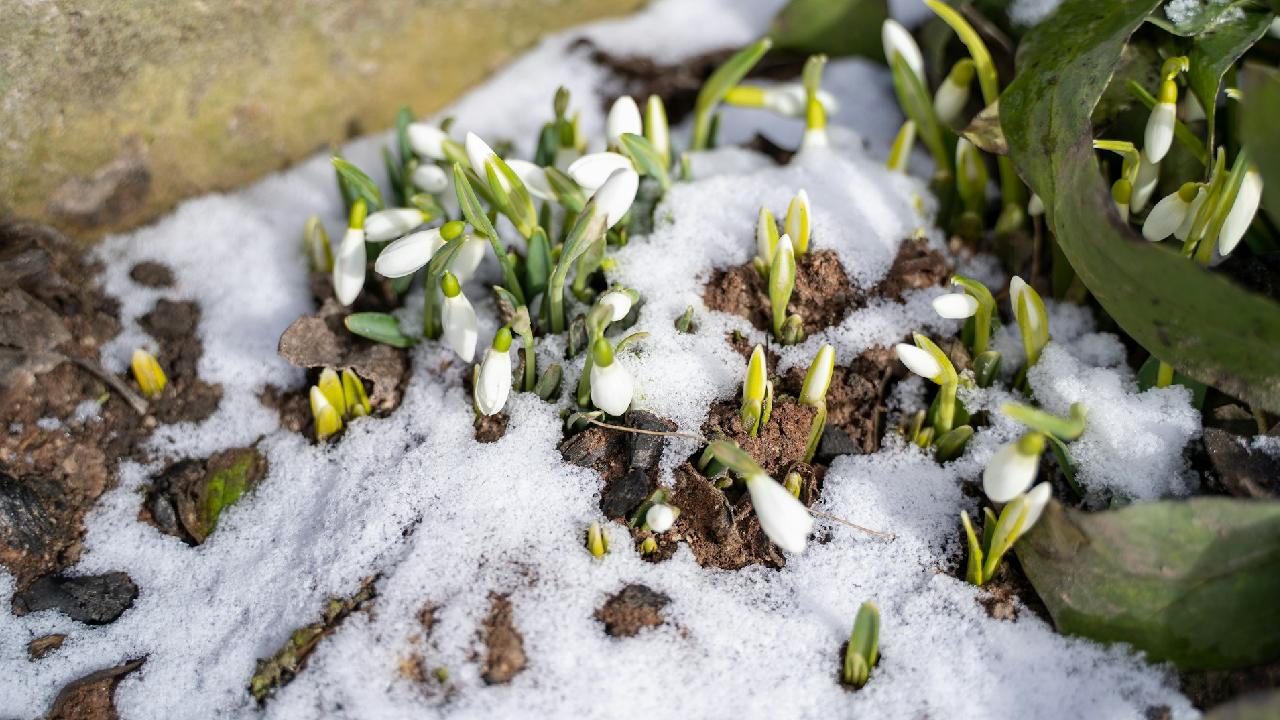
407 122 448 160
590 167 640 229
606 95 642 143
451 235 488 283
464 132 510 192
474 328 513 416
412 164 449 194
645 503 676 533
933 59 974 125
598 290 633 322
1218 169 1263 256
741 344 771 437
1144 59 1186 164
645 95 670 165
131 348 167 398
1142 183 1201 242
755 206 780 267
769 234 798 340
567 152 632 194
745 471 813 553
1130 155 1159 214
768 84 840 118
505 159 554 201
440 272 478 362
1019 481 1052 534
799 344 834 408
894 342 943 383
589 337 633 416
1009 275 1043 337
882 19 924 83
1175 185 1207 241
333 200 368 306
364 208 427 243
982 432 1044 503
932 292 979 319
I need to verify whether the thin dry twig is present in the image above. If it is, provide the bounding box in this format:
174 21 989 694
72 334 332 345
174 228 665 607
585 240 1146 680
587 418 707 444
67 354 149 415
810 509 896 541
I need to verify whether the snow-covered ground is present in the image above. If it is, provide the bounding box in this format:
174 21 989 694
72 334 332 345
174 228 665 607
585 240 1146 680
1 0 1201 717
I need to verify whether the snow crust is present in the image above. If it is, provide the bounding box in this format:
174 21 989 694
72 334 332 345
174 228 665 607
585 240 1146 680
1 0 1200 718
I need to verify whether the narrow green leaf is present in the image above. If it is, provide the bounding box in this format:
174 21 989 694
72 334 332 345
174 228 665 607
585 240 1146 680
618 133 671 190
890 54 950 173
692 39 772 151
395 106 414 165
452 163 525 306
344 312 416 348
331 157 384 211
525 226 553 299
545 166 587 212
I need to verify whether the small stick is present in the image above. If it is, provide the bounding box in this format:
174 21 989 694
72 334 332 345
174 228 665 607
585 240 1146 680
810 509 895 541
66 354 149 415
587 418 707 444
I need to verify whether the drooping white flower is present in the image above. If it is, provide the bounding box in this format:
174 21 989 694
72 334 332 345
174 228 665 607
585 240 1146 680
1175 186 1207 241
589 338 633 416
1218 169 1263 257
982 433 1044 503
412 164 449 194
464 132 497 174
598 290 633 322
645 503 675 533
1142 184 1199 242
505 159 554 201
758 83 840 118
1018 481 1052 535
894 343 943 382
745 472 814 554
451 235 488 284
933 292 980 319
933 60 974 125
474 329 513 416
882 19 924 83
590 167 640 229
364 208 426 243
1144 101 1176 164
333 226 366 306
440 272 478 362
606 95 643 142
567 152 633 194
407 123 448 160
373 228 444 278
1131 155 1159 213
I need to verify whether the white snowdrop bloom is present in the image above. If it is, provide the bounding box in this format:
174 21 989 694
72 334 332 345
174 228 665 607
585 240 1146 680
474 330 512 416
758 84 840 118
590 338 633 416
364 208 426 243
1142 184 1198 242
1175 186 1207 241
1218 169 1263 256
982 435 1043 503
373 228 444 278
568 152 633 194
451 235 488 283
606 95 642 142
1027 193 1045 217
1131 155 1159 213
882 19 924 83
406 122 447 160
894 343 942 382
1009 275 1041 335
932 292 979 319
590 167 640 229
598 290 633 322
505 159 554 201
412 164 449 194
933 62 973 125
645 503 675 533
745 472 813 554
333 226 366 306
1019 482 1052 534
464 132 498 174
440 273 478 362
1144 101 1176 164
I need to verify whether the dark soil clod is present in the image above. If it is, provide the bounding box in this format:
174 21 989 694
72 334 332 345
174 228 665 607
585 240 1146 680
703 249 863 336
45 657 145 720
473 413 509 443
701 396 816 478
595 584 671 637
871 238 951 301
1202 428 1280 499
780 346 902 457
12 571 139 625
128 261 175 288
139 299 223 424
480 593 526 685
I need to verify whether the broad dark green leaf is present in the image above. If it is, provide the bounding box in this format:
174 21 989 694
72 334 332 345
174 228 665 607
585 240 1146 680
344 312 416 348
1187 3 1273 152
1001 0 1280 412
1147 0 1266 36
1242 64 1280 225
767 0 888 58
1017 498 1280 670
331 158 384 211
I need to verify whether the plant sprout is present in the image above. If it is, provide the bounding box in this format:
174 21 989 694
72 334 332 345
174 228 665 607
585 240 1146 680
740 345 773 438
886 120 916 173
585 521 608 558
933 59 974 126
961 481 1050 586
754 206 780 275
843 601 880 689
894 333 959 434
785 190 812 256
302 216 332 272
1010 276 1049 373
307 367 371 441
644 95 670 166
769 234 801 344
799 344 834 463
131 348 167 398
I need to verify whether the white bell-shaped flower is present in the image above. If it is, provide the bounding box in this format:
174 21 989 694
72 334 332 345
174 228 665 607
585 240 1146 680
364 208 426 243
567 152 632 194
407 123 447 160
1142 184 1198 242
1009 275 1041 336
440 272 478 362
933 292 979 319
894 343 943 383
1175 186 1207 241
464 132 497 174
591 167 640 229
881 19 924 83
1218 169 1263 257
333 227 366 306
1131 155 1160 214
451 235 489 284
598 290 633 322
474 329 513 416
589 338 634 416
645 503 676 533
745 472 814 554
505 159 554 201
606 95 643 142
412 164 449 194
1144 101 1176 164
757 84 839 118
374 228 444 278
1018 482 1052 536
982 433 1044 503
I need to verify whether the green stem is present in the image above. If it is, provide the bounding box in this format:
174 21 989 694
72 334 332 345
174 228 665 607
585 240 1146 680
1155 361 1174 388
935 381 957 434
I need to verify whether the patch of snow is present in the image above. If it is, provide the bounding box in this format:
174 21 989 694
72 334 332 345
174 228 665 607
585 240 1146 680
73 399 104 424
35 417 62 431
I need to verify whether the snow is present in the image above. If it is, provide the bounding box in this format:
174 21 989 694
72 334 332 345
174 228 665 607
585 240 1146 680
0 0 1201 718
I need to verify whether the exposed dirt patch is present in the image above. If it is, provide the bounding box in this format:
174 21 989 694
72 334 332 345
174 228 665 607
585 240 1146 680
595 583 670 637
701 395 816 477
1202 428 1280 499
1181 661 1280 711
141 447 268 544
871 237 951 301
45 658 145 720
473 413 509 443
561 410 675 522
780 346 903 457
703 249 863 336
138 299 223 424
480 593 526 685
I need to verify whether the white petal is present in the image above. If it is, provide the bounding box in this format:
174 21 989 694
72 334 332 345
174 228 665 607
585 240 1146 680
772 235 796 286
932 292 979 319
799 345 835 406
450 236 488 284
407 123 447 160
763 85 806 117
590 358 634 416
1175 187 1207 241
412 164 449 194
567 152 632 193
933 79 969 125
1009 275 1040 336
333 228 366 306
475 347 512 416
373 228 443 278
464 132 497 175
505 159 554 201
606 95 643 141
1143 103 1176 163
1218 169 1262 256
645 503 675 533
1131 155 1159 213
982 442 1040 503
1141 192 1189 242
364 208 424 243
442 292 478 362
894 343 941 382
882 19 924 83
746 473 813 554
1028 193 1045 217
1019 482 1052 534
591 168 640 229
598 291 633 322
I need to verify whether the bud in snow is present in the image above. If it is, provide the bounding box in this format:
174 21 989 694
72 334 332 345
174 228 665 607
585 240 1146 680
440 272 478 362
505 159 554 201
590 167 640 229
1130 155 1159 214
364 208 426 243
474 328 513 416
646 503 676 533
567 152 633 194
882 19 924 83
589 337 634 416
1008 275 1041 336
1144 81 1178 163
799 344 834 408
933 59 974 125
932 292 979 319
334 201 368 306
1218 169 1263 257
645 95 670 165
407 123 448 160
598 290 633 322
131 348 167 398
982 432 1044 503
894 342 943 383
785 190 811 255
412 164 449 194
1142 183 1200 242
310 385 343 440
745 472 814 553
756 206 780 265
464 132 510 193
606 95 643 143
